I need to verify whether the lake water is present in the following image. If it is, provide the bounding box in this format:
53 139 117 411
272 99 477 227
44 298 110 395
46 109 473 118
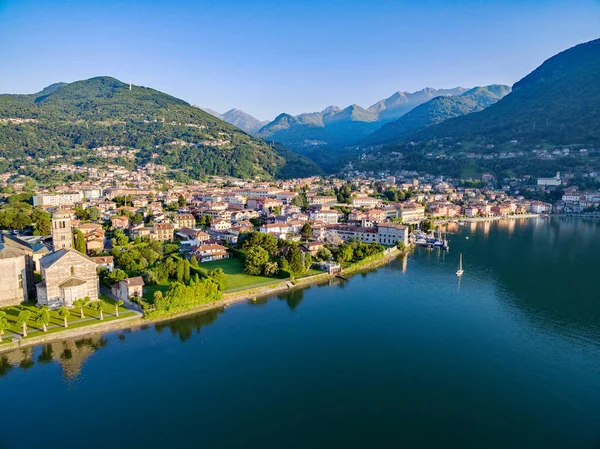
1 217 599 449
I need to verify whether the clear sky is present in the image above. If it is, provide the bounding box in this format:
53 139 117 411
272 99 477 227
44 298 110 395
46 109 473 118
0 0 598 120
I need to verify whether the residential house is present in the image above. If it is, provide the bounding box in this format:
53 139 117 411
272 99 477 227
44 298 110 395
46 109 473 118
152 223 174 242
91 256 114 272
111 277 145 302
189 244 230 263
175 213 196 230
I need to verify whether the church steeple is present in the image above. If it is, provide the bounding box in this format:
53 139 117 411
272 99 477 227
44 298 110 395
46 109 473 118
52 209 73 251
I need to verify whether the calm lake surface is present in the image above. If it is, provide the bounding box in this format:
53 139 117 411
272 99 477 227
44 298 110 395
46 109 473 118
1 217 599 449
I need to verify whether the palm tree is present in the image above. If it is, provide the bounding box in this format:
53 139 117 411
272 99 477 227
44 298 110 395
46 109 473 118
73 297 89 319
115 300 124 317
57 306 70 328
16 310 32 337
0 311 9 342
34 307 51 333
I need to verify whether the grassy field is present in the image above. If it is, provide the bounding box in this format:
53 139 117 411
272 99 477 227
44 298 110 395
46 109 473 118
195 257 282 292
0 295 136 344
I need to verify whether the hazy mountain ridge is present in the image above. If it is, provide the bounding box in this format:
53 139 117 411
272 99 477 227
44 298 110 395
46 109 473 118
255 87 469 160
367 87 469 122
198 107 267 134
364 84 511 145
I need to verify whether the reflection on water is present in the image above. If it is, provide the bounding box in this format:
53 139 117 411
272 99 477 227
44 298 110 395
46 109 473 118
154 307 224 342
0 336 109 380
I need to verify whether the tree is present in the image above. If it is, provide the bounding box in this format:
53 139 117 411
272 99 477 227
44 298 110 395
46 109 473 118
292 192 309 210
286 245 306 276
87 206 101 221
337 244 354 263
74 297 89 319
244 246 269 275
31 208 51 236
183 259 191 283
272 205 281 215
176 259 185 283
132 212 144 224
207 268 226 289
178 194 186 208
35 307 51 332
115 300 124 317
153 291 164 303
190 256 198 268
263 261 279 277
421 219 434 233
0 311 8 342
94 300 108 320
73 229 87 254
300 222 313 241
57 306 70 328
239 231 277 255
16 310 32 337
317 247 332 261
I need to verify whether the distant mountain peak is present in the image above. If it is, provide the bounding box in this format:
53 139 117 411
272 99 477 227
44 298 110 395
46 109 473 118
220 108 267 134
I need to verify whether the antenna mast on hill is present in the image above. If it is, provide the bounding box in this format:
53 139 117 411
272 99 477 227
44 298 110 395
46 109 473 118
129 80 132 91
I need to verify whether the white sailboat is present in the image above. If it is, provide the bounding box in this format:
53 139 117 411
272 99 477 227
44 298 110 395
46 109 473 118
456 253 464 277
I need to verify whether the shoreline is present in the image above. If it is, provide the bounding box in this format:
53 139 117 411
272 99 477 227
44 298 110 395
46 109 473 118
0 247 405 355
433 213 542 223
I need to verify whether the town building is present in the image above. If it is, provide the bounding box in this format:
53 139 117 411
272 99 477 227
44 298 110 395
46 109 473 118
52 209 73 250
152 223 174 242
189 244 230 263
175 214 196 229
111 277 145 302
36 249 99 307
0 238 32 306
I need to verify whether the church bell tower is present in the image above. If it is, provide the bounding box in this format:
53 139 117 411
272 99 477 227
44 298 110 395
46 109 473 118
52 209 73 251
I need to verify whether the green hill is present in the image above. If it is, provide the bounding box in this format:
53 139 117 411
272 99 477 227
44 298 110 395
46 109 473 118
0 76 321 180
364 85 511 145
406 38 600 145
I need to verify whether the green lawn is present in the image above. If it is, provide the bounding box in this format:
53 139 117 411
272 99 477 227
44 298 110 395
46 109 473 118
0 295 136 344
143 283 170 302
195 257 282 292
298 268 325 278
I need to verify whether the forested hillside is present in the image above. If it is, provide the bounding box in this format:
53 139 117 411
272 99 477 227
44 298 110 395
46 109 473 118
0 77 320 180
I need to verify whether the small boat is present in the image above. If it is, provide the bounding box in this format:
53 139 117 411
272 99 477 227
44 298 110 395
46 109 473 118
465 236 469 240
456 253 464 277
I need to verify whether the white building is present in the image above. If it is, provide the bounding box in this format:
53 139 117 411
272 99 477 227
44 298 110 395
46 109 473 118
537 172 562 187
33 192 84 207
376 223 409 246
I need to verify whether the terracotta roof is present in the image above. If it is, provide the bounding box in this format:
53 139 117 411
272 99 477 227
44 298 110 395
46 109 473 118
123 276 145 287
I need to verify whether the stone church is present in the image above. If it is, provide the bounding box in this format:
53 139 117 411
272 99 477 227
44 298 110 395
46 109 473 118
0 235 35 307
36 210 99 307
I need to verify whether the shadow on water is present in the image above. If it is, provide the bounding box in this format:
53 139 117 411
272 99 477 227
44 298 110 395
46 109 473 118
154 307 224 342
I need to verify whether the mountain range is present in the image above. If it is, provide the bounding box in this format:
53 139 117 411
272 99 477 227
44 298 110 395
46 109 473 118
394 38 600 146
0 77 321 180
353 38 600 178
364 84 511 145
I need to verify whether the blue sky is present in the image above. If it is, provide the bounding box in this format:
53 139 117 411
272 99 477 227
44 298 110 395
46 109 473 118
0 0 599 120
